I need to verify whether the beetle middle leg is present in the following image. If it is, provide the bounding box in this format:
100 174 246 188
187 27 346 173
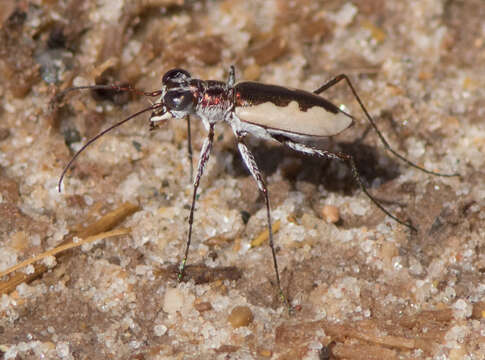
227 65 236 87
236 136 291 312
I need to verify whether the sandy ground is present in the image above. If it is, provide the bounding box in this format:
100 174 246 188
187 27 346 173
1 0 484 359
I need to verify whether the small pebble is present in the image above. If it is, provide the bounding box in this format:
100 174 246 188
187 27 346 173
321 205 340 223
194 301 213 313
153 324 167 337
0 128 10 141
228 306 253 328
258 348 272 358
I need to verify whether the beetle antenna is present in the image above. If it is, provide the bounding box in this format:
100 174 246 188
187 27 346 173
58 103 163 192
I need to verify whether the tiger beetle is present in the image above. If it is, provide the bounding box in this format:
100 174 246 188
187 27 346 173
56 66 459 312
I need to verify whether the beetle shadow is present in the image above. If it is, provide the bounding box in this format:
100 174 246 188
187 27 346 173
228 138 402 195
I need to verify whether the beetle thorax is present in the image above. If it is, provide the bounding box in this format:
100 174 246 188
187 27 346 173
195 80 233 125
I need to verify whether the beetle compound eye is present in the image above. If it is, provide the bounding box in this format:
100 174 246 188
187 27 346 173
164 90 193 111
162 68 191 88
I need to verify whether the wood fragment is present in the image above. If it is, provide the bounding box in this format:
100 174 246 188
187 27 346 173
397 308 453 328
250 220 281 247
156 264 242 284
275 316 445 356
74 202 140 238
333 343 397 360
472 301 485 319
0 202 140 294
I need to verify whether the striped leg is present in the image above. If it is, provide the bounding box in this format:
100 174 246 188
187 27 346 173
185 116 194 182
278 138 417 232
313 74 458 178
178 125 215 281
237 137 291 311
227 65 236 87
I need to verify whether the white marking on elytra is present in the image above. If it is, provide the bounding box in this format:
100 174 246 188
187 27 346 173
235 100 353 137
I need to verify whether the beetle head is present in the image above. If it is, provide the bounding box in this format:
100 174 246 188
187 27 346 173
150 69 197 124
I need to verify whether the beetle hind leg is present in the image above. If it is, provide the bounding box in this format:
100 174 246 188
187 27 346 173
313 74 458 178
277 138 417 232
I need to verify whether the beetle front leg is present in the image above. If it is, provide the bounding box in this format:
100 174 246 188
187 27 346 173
185 116 194 182
179 125 215 281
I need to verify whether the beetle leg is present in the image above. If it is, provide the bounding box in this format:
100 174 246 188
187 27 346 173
227 65 236 87
314 74 458 178
179 125 215 281
236 137 291 312
278 138 418 232
185 115 194 182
